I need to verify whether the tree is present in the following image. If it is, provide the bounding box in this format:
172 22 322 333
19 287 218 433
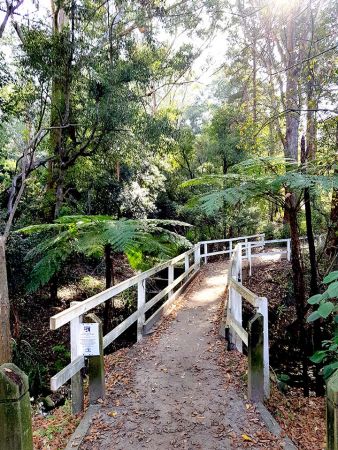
19 215 191 330
183 156 338 394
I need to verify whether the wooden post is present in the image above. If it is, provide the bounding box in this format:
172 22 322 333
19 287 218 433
248 242 252 276
229 240 233 258
194 244 201 268
231 257 242 353
0 363 33 450
287 239 291 261
137 279 146 341
70 302 83 414
168 263 174 298
84 314 105 404
184 254 189 273
248 313 264 402
326 370 338 450
244 238 248 258
257 297 270 398
204 243 208 263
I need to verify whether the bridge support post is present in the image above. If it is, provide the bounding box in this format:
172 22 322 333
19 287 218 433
194 244 200 268
84 314 105 404
326 370 338 450
0 363 33 450
257 297 269 398
248 313 264 402
137 280 146 341
168 263 174 298
287 239 291 261
184 254 189 272
70 301 84 414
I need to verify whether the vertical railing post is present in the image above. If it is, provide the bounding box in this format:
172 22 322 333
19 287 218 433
248 312 264 402
326 370 338 450
137 279 146 342
248 242 252 276
70 301 83 414
204 243 208 263
229 240 233 258
184 253 189 273
231 249 242 353
244 238 248 258
168 263 174 299
194 244 201 269
84 313 105 404
257 297 270 398
287 239 291 261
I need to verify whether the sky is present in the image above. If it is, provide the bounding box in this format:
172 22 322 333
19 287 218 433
0 0 228 105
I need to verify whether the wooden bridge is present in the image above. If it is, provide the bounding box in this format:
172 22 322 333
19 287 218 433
49 235 297 449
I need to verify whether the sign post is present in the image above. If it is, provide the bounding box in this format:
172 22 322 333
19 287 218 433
83 314 105 403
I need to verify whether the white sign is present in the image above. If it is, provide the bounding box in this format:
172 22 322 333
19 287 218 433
79 323 100 356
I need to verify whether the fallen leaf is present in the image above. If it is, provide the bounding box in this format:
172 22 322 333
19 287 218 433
242 434 253 442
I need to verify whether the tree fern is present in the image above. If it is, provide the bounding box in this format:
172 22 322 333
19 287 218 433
18 216 191 293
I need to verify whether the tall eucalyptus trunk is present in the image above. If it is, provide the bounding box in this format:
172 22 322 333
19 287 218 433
282 7 310 395
327 121 338 269
0 237 11 364
48 0 72 221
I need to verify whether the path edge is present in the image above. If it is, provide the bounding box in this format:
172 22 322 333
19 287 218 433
256 402 298 449
64 405 100 450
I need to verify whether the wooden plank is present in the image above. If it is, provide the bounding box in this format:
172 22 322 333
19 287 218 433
229 278 259 307
204 250 230 257
227 315 248 346
143 268 200 335
50 356 85 391
51 248 194 330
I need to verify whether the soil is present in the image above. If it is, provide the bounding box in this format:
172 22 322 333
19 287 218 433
80 263 284 450
11 254 136 399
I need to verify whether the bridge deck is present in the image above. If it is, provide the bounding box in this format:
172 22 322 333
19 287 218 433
79 262 283 450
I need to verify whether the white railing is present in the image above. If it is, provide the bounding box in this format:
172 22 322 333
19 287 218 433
49 233 266 398
225 242 270 399
199 233 264 262
50 244 201 393
246 238 291 276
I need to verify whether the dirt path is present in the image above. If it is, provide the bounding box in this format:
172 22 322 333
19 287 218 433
80 262 284 450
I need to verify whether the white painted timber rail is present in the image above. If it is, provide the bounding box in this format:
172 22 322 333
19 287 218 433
49 233 268 396
225 241 270 398
48 231 325 411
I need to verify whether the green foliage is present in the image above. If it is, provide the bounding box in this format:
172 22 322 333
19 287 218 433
18 216 191 292
307 271 338 379
52 345 71 374
12 339 48 395
183 157 338 215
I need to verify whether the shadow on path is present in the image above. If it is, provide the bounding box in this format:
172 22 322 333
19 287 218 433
80 262 282 450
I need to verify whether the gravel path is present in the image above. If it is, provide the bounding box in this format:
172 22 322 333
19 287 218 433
80 262 283 450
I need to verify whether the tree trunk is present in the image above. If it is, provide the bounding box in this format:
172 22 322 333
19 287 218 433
301 137 318 296
0 237 11 364
327 121 338 268
287 201 309 396
47 0 72 221
103 244 115 335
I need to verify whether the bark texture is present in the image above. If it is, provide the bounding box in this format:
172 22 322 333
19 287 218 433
0 238 11 364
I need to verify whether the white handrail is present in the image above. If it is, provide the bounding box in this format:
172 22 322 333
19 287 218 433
49 233 267 393
226 243 270 398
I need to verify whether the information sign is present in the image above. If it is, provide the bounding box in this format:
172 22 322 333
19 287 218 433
79 323 100 356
